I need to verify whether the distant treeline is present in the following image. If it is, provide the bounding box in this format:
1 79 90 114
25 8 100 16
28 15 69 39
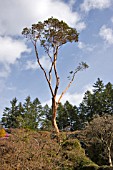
1 78 113 131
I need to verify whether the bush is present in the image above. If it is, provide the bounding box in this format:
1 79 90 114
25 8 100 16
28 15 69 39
61 139 97 169
0 128 6 138
62 139 83 151
75 156 98 169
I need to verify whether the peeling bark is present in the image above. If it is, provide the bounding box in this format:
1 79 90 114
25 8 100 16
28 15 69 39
52 97 59 134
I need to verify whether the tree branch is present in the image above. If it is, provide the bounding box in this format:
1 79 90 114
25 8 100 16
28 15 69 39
58 66 83 104
53 46 60 96
34 42 54 96
48 60 54 83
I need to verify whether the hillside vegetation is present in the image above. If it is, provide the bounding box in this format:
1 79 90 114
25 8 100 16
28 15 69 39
1 79 113 169
0 129 97 170
1 129 113 170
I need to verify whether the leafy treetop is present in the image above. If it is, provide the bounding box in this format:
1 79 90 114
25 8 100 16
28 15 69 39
22 17 79 50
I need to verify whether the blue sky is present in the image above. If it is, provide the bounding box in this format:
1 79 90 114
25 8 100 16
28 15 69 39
0 0 113 119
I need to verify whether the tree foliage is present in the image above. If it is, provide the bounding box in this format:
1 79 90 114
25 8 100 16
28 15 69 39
22 17 79 47
79 78 113 127
2 96 43 130
57 101 79 131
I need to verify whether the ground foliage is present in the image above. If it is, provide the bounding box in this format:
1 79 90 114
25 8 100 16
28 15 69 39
0 129 97 170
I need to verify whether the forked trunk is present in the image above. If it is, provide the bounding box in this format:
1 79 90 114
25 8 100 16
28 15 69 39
52 97 59 134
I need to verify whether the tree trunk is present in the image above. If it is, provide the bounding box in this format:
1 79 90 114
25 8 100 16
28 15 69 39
52 97 59 134
108 146 113 166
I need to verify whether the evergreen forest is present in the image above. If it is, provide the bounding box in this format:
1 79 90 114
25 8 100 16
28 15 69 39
1 78 113 131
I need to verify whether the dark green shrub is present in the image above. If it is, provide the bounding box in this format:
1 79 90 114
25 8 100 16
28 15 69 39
87 142 108 166
62 139 97 169
75 156 98 169
62 139 83 151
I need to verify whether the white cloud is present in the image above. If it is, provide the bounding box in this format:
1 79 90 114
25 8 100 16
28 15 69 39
42 92 84 107
99 25 113 44
0 36 31 64
78 42 86 49
57 92 84 106
0 0 86 78
25 55 51 71
42 84 93 107
83 84 93 93
81 0 112 12
25 60 38 70
0 36 31 77
75 22 86 31
40 55 51 70
0 0 85 36
78 41 94 51
69 0 76 7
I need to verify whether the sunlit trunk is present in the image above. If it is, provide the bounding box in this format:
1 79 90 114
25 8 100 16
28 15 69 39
108 146 112 167
52 97 59 134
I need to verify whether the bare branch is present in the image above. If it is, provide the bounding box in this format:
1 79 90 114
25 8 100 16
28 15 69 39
53 47 60 96
49 60 54 83
40 38 52 62
58 62 88 103
58 71 77 104
34 42 54 96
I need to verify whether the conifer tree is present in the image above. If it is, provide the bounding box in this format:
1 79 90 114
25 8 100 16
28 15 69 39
2 98 19 128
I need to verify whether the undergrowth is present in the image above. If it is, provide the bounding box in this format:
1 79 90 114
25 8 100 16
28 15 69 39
0 129 97 170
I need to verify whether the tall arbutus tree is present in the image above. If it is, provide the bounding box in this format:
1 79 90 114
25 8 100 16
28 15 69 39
22 17 88 133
